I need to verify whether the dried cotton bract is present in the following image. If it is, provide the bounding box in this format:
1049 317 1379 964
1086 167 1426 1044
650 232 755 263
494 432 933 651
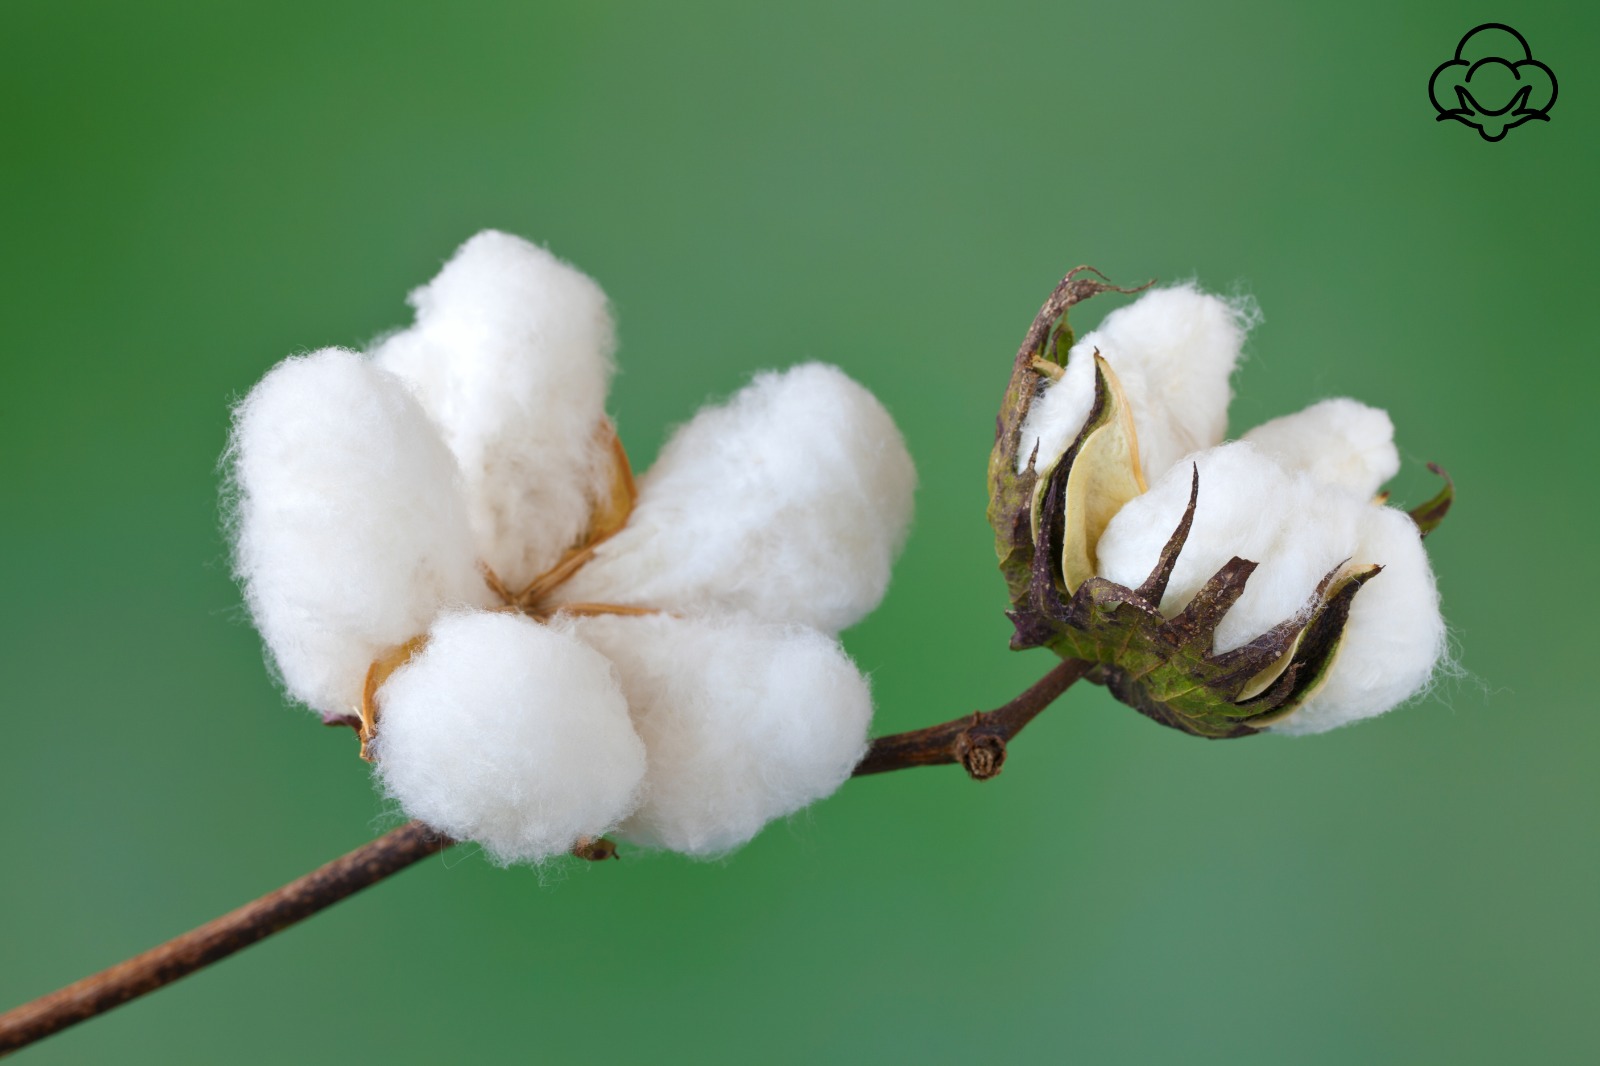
229 230 915 862
990 270 1449 738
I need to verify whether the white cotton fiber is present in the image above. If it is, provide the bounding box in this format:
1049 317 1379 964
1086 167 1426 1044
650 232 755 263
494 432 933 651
1096 442 1363 655
1268 506 1445 735
554 363 915 634
1018 284 1253 484
571 612 873 856
373 610 647 864
227 348 488 719
1096 442 1444 732
1242 398 1400 499
371 230 618 588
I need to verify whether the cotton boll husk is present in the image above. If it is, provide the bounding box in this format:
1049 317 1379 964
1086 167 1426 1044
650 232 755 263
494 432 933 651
1097 443 1445 730
373 610 646 864
555 363 916 634
570 612 873 856
1018 284 1253 484
1095 442 1364 655
371 230 617 588
1268 506 1445 735
227 348 488 719
1241 398 1401 499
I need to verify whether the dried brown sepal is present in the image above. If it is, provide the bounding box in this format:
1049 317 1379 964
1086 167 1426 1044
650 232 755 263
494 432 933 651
585 419 637 547
357 634 429 762
1013 461 1382 738
533 602 663 621
479 563 515 605
1135 464 1199 604
350 423 646 766
1012 359 1151 649
1157 555 1257 652
515 544 599 608
513 420 639 610
1049 355 1147 592
1235 563 1381 727
1020 422 1074 636
571 837 620 861
987 268 1153 612
1209 561 1354 703
1408 462 1453 537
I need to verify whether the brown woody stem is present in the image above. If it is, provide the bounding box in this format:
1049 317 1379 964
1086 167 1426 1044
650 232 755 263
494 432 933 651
852 658 1090 779
0 821 452 1056
0 659 1090 1055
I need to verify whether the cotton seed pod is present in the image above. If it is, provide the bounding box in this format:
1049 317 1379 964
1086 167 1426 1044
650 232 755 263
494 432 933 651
989 271 1452 738
1026 460 1382 737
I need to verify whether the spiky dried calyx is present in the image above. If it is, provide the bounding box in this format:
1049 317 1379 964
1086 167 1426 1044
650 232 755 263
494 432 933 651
1016 460 1380 737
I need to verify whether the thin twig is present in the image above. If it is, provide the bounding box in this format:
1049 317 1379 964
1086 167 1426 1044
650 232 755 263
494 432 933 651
0 821 452 1056
0 659 1090 1056
852 658 1090 778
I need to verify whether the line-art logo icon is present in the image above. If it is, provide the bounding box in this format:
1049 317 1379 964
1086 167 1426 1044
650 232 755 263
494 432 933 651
1429 24 1557 142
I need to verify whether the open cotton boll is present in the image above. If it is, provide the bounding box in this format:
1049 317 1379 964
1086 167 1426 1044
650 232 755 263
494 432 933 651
1097 442 1445 730
1018 284 1253 484
227 349 488 719
1241 398 1401 499
1269 506 1445 735
571 612 874 856
1095 442 1365 655
371 230 617 588
555 363 915 635
373 611 647 864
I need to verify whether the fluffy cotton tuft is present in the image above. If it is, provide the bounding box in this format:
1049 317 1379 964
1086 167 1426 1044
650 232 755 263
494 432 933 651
572 612 873 856
1018 283 1253 485
373 611 647 864
1095 442 1444 731
372 230 617 588
227 348 488 719
555 363 916 635
1096 443 1353 653
230 233 917 861
1268 506 1445 735
1241 398 1400 499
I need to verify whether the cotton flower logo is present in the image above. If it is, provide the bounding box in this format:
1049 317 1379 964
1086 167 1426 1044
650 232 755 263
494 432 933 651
229 231 915 863
1429 23 1557 142
990 271 1449 738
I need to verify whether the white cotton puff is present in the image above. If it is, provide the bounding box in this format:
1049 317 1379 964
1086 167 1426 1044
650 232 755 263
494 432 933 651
571 612 873 856
227 348 488 719
1241 398 1400 499
373 610 647 864
1268 506 1445 735
555 363 916 635
1018 284 1253 485
1095 442 1444 732
1096 442 1363 655
371 230 617 588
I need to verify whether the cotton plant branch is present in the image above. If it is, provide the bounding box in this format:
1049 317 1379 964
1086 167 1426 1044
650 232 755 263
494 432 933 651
3 247 1456 1057
0 819 450 1056
0 661 1089 1056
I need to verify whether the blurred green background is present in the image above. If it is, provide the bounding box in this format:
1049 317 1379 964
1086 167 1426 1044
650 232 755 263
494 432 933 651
2 2 1595 1062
